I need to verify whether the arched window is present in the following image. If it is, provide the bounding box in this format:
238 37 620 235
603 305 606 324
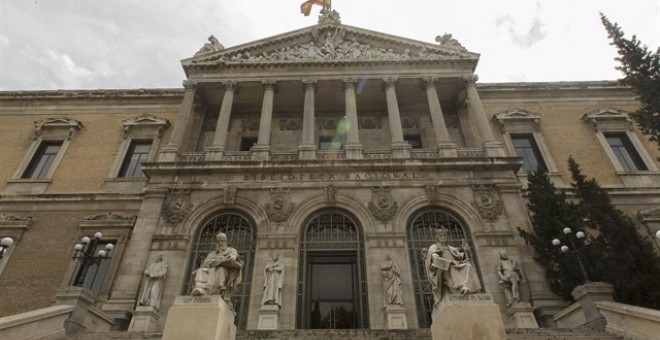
183 211 256 330
406 208 479 328
296 209 369 329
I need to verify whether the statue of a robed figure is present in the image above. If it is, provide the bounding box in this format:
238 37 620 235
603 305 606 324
191 232 243 306
423 228 481 306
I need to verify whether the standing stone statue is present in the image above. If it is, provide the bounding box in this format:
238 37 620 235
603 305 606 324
381 254 404 307
261 252 284 307
138 252 168 310
191 232 243 305
424 228 481 306
496 250 524 307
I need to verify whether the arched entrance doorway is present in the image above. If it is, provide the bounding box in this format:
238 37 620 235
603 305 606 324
406 208 480 328
296 209 369 329
183 210 256 330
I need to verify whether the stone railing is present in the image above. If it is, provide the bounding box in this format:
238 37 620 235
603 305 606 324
457 148 486 158
316 150 345 160
271 152 298 161
0 305 73 340
410 149 440 159
363 149 392 159
222 151 251 161
596 300 660 340
177 152 205 162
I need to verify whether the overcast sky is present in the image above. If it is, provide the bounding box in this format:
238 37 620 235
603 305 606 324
1 0 658 91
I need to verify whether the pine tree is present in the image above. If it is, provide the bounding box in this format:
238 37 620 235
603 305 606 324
518 169 598 300
600 14 660 144
568 157 660 308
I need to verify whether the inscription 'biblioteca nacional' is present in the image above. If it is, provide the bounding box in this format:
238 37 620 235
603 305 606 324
244 171 428 182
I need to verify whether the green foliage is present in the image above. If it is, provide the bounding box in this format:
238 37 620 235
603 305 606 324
568 157 660 308
600 14 660 145
520 158 660 308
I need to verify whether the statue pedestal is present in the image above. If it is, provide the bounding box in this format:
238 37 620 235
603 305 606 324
127 306 159 332
162 296 236 340
571 282 614 331
431 294 506 340
506 303 539 328
257 304 280 330
384 305 408 329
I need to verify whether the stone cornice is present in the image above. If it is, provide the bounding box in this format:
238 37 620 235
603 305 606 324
0 88 184 100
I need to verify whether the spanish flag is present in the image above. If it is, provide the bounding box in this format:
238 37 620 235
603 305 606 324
300 0 329 16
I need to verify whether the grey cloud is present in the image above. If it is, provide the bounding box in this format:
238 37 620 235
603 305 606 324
495 14 547 48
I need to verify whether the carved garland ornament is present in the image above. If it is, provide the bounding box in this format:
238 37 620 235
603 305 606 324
471 186 503 222
266 188 295 223
84 212 135 221
368 187 398 222
163 191 193 225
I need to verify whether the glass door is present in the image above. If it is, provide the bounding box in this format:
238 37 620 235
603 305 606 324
306 252 358 329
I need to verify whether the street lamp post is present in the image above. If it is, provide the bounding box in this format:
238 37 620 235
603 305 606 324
552 227 590 283
70 232 113 288
0 237 14 259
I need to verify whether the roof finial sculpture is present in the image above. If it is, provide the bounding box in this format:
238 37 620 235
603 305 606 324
300 0 340 25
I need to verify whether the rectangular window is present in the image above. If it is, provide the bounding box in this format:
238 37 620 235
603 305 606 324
511 134 547 172
239 137 258 151
73 241 115 295
319 136 343 150
604 132 648 171
118 140 152 178
22 141 63 179
404 134 423 149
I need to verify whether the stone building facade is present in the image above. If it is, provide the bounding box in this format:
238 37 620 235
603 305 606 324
1 12 659 334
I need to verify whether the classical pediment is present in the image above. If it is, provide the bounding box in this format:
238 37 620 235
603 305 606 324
493 109 541 132
33 117 82 140
582 108 633 131
183 23 479 70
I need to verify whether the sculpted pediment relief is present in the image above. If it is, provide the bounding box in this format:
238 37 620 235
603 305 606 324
185 24 477 68
582 108 633 131
493 109 541 132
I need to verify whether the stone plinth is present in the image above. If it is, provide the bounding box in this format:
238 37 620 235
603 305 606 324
384 305 408 329
571 282 614 331
127 306 159 332
506 303 539 328
257 304 279 330
54 287 96 334
431 294 506 340
162 296 236 340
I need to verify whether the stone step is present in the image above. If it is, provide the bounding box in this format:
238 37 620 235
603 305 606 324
60 328 623 340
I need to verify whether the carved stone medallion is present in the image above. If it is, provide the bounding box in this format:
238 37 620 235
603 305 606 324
368 187 398 222
266 189 294 223
163 191 192 225
471 187 502 222
325 184 337 203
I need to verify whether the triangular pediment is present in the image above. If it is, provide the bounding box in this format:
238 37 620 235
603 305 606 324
494 109 541 120
582 107 630 120
183 23 479 71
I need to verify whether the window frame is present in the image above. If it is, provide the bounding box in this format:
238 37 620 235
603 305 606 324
510 133 548 173
583 108 656 174
493 109 559 179
106 115 169 181
117 139 154 178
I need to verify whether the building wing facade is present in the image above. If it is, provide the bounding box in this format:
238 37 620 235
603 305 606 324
0 11 658 334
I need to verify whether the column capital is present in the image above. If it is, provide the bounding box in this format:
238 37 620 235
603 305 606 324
302 78 318 90
422 76 439 88
221 80 238 93
182 80 198 90
261 80 278 93
342 78 358 90
382 77 398 89
462 74 479 88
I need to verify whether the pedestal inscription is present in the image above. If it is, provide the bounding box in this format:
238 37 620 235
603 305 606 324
162 296 236 340
431 294 506 340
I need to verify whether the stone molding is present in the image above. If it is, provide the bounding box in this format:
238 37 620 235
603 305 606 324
582 107 633 131
83 212 136 221
462 74 479 87
493 109 541 133
122 115 170 139
34 117 82 140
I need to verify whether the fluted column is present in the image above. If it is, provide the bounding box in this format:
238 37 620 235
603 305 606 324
383 77 410 159
463 75 504 157
159 80 197 161
299 79 317 160
206 80 237 161
343 78 363 159
251 80 277 161
423 76 457 157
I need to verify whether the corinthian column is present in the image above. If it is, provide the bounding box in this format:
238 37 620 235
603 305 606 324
383 77 410 159
206 80 238 161
299 79 317 160
343 78 363 159
463 75 504 157
423 76 457 157
159 80 197 161
251 80 277 161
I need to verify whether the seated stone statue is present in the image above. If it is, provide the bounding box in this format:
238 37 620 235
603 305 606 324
424 228 481 306
191 232 243 304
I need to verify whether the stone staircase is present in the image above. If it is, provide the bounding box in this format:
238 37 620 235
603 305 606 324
61 328 623 340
